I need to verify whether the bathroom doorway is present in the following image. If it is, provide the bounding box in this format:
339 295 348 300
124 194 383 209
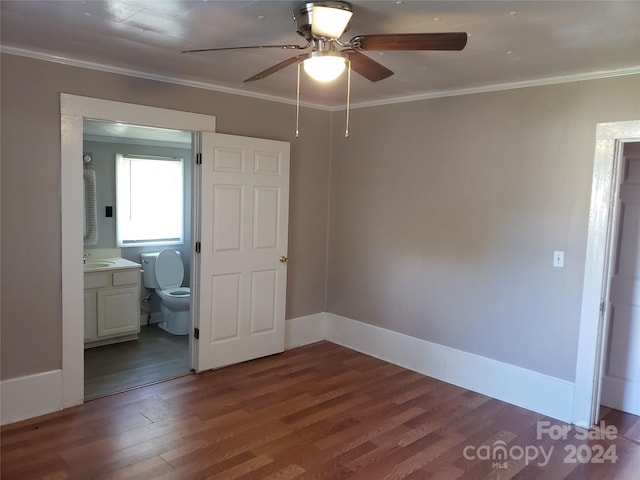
82 119 193 399
575 120 640 427
61 94 217 409
598 140 640 418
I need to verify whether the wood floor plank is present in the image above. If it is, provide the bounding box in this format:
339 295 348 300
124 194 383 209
160 450 258 480
99 455 175 479
258 463 306 480
207 454 274 480
3 341 640 479
313 406 426 452
290 441 376 479
0 452 70 480
84 324 190 400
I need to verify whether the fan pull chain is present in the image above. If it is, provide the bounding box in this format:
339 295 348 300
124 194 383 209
295 62 301 138
345 60 351 138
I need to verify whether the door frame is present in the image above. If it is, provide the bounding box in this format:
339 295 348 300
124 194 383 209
60 94 215 408
573 120 640 427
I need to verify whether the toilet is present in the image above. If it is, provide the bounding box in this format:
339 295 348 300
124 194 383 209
141 249 190 335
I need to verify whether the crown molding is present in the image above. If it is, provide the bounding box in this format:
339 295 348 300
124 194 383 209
3 45 639 113
0 45 332 111
339 66 640 111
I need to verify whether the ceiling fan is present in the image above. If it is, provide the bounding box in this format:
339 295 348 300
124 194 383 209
183 1 468 84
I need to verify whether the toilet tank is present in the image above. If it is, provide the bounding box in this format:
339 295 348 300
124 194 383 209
140 252 160 288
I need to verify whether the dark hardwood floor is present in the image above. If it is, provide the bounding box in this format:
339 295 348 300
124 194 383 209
2 341 639 479
84 324 190 400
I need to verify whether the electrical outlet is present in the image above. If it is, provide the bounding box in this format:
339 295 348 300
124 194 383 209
553 250 564 268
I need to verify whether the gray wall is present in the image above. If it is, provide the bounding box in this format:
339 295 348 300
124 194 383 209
327 75 640 381
2 50 639 386
1 53 332 380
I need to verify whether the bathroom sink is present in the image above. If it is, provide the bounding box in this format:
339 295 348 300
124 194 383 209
84 260 115 269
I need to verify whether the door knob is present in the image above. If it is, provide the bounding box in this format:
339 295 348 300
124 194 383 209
279 256 288 263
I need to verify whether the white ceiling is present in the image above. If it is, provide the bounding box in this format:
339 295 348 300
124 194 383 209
1 0 639 109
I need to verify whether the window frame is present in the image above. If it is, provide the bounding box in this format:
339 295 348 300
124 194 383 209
115 153 185 248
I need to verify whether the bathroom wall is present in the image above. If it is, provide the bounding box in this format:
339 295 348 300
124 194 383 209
82 138 193 284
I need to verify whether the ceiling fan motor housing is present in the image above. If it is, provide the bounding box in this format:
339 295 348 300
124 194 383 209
293 1 353 41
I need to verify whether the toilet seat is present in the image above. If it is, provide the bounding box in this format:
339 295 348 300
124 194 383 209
160 286 190 298
155 249 184 289
156 286 190 312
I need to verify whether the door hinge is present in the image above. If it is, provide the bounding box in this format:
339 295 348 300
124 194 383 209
196 152 202 165
195 241 201 253
194 327 200 339
600 301 605 315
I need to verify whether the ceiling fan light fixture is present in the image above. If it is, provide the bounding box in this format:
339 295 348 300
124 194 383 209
303 51 346 82
311 4 353 39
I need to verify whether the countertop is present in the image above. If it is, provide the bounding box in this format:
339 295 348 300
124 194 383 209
83 257 141 273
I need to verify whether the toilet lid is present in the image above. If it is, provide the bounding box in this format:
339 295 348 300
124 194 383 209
155 249 184 289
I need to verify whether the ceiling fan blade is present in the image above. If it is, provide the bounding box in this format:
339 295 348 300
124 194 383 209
343 50 393 82
182 43 308 54
244 53 311 82
350 32 468 51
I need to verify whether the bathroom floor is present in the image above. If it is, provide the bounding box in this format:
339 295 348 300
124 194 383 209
84 324 190 400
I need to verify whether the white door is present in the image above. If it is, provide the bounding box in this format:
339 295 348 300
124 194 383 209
195 133 290 371
601 146 640 415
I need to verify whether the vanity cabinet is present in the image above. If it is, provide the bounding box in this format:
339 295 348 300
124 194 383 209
84 267 140 347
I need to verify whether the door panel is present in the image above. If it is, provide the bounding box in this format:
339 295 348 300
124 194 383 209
254 187 280 249
196 133 289 371
214 147 244 172
210 273 241 342
254 151 282 175
601 154 640 415
251 270 278 334
213 185 243 252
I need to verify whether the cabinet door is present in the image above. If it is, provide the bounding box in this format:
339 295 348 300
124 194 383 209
97 287 140 337
84 290 98 341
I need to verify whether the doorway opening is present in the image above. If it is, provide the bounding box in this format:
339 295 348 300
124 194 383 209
574 120 640 428
82 119 193 399
61 94 290 408
598 140 640 420
60 94 216 409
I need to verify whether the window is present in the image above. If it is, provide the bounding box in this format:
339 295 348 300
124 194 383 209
115 154 184 247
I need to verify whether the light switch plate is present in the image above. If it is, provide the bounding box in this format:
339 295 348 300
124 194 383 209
553 250 564 268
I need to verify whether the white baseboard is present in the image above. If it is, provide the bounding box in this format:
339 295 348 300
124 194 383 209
285 312 326 349
325 313 575 423
0 312 576 426
1 370 63 426
0 313 326 426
